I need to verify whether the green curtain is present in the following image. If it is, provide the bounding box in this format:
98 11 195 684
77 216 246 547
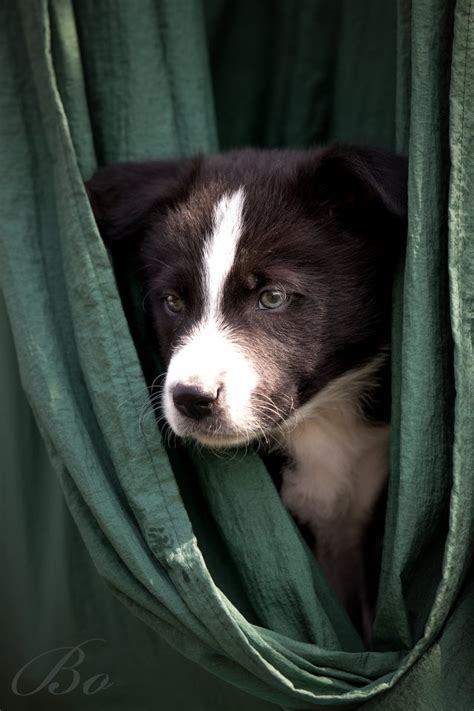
1 1 473 709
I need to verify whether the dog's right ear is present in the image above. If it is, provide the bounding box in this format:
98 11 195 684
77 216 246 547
86 157 201 245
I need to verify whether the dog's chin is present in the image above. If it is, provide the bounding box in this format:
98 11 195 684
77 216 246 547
167 412 297 450
166 410 293 450
190 432 255 448
168 421 263 449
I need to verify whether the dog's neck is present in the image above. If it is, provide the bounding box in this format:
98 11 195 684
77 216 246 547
274 355 390 640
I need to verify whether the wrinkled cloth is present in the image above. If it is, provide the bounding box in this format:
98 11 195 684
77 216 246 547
0 1 473 708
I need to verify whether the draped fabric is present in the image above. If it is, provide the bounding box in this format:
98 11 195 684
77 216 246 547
1 1 473 708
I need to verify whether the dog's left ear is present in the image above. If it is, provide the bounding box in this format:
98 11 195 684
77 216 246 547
86 156 201 245
299 145 408 231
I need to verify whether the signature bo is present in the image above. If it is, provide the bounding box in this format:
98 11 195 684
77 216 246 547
11 639 113 697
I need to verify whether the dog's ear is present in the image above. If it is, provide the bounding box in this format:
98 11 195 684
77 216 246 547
299 145 408 231
86 156 201 245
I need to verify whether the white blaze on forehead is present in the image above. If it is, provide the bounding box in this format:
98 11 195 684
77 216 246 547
202 188 245 315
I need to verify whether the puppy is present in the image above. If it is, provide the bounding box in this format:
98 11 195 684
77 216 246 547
87 146 407 642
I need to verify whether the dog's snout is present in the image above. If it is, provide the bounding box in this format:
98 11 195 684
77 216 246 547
172 384 220 421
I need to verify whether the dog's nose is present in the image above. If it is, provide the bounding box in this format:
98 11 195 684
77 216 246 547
172 384 219 421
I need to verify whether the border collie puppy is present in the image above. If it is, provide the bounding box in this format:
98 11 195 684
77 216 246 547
87 146 407 642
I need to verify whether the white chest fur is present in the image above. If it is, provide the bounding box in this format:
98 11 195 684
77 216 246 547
281 410 389 535
277 359 390 618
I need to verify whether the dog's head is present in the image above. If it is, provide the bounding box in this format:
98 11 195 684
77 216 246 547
87 147 407 447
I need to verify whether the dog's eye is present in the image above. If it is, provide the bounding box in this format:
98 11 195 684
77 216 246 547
258 289 287 310
163 294 184 314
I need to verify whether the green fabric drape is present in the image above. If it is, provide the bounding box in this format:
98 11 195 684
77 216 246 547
1 1 473 709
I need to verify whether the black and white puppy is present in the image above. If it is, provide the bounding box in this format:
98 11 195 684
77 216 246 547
87 146 407 642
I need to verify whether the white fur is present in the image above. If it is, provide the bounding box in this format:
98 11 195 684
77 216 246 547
203 189 245 318
164 319 258 435
278 357 389 609
164 189 258 437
